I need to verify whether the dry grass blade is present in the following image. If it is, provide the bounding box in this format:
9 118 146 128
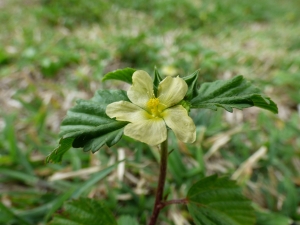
232 146 267 182
117 148 126 182
48 166 102 181
204 135 230 160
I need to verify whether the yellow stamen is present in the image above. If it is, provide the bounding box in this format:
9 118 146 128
147 98 160 117
147 98 160 108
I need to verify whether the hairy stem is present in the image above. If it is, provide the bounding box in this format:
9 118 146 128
148 136 169 225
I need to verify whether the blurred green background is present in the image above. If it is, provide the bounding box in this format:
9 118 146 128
0 0 300 224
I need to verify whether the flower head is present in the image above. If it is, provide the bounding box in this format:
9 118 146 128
106 70 196 146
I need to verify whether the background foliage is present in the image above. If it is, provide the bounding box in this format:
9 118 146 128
0 0 299 224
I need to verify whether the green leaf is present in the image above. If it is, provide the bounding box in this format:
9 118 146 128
0 168 39 185
69 120 127 152
280 177 298 217
102 67 136 84
187 175 255 225
190 75 278 113
183 69 199 100
117 215 139 225
44 188 76 223
153 67 163 96
46 137 74 163
255 210 290 225
48 198 117 225
154 67 163 86
0 202 31 225
47 90 129 163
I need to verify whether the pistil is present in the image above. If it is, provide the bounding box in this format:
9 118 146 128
147 98 161 117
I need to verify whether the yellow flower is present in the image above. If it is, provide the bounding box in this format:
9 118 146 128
106 70 196 146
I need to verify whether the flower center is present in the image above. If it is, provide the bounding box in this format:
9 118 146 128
147 98 161 117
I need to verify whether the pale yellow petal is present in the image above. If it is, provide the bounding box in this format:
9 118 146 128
162 105 196 143
157 76 188 108
127 70 154 109
124 118 167 146
106 101 150 123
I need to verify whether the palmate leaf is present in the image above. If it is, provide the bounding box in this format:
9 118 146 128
190 75 278 113
48 198 117 225
46 90 129 163
187 175 255 225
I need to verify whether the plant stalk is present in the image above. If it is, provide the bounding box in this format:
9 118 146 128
148 136 169 225
160 198 188 208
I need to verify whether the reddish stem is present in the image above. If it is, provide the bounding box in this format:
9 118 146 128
148 137 169 225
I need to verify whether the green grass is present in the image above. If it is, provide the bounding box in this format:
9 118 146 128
0 0 300 224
